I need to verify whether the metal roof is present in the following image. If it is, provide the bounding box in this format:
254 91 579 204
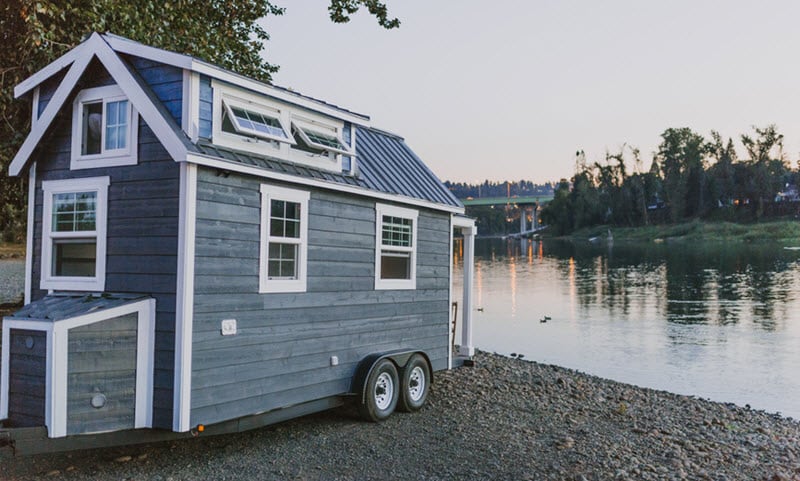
195 142 367 188
5 293 150 322
356 127 462 208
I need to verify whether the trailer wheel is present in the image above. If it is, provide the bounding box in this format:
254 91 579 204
398 354 430 412
358 359 399 422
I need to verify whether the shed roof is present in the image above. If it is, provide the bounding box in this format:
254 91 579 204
5 294 150 323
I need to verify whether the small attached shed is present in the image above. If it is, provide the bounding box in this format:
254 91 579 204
2 294 154 437
0 32 476 449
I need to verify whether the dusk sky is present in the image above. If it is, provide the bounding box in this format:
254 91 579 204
262 1 800 184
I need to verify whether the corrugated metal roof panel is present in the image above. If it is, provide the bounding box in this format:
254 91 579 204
6 293 150 322
355 127 462 208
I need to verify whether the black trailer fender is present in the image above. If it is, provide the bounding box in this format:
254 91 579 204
351 349 433 406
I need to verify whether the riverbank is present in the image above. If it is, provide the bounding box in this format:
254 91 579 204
2 351 797 480
563 219 800 244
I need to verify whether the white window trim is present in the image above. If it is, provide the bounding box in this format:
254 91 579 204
375 203 418 290
1 298 155 438
259 184 309 293
40 176 110 292
70 85 138 170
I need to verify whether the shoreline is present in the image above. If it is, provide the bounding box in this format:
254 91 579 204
554 219 800 245
0 242 25 260
2 351 797 480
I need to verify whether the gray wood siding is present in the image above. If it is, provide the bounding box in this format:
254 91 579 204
7 329 47 427
67 313 138 435
29 59 180 429
191 167 451 425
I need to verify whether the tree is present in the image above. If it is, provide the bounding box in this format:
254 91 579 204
0 0 398 240
656 128 706 222
740 125 787 219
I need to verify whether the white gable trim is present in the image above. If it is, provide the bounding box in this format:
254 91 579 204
9 33 189 177
9 52 93 177
14 41 88 99
185 153 465 215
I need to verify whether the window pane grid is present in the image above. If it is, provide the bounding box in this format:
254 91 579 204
270 199 301 239
267 242 298 279
381 215 412 247
52 192 97 232
104 100 128 151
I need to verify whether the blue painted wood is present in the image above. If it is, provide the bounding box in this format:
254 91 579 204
190 167 451 426
127 55 183 126
29 61 181 429
7 329 47 427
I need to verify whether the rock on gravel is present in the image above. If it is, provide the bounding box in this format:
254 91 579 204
1 351 798 480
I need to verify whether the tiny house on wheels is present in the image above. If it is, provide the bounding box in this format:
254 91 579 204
0 33 477 454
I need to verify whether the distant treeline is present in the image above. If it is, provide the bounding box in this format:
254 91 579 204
444 180 555 199
541 125 800 235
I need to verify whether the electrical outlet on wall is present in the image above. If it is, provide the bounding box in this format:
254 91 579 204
221 319 237 336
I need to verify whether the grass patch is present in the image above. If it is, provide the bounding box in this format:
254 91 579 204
0 242 25 259
560 220 800 244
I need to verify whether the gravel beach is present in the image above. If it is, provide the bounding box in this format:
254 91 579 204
1 351 798 480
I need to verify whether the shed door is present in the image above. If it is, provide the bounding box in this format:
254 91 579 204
67 312 138 435
7 329 47 427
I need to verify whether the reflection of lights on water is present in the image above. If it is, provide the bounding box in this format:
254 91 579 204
538 241 544 260
527 240 533 264
509 255 517 318
569 257 576 320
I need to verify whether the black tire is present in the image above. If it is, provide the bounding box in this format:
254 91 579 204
397 354 430 412
358 358 399 422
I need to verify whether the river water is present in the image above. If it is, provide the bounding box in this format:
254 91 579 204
453 238 800 419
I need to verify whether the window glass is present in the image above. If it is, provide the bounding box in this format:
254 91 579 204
82 102 103 155
382 216 412 247
270 199 301 238
226 103 288 140
53 192 97 232
267 243 298 279
105 100 128 151
381 252 410 279
53 240 97 277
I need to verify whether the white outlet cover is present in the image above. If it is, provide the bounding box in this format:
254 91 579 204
221 319 237 336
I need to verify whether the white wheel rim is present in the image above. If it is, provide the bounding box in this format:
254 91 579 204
374 372 394 410
408 366 425 402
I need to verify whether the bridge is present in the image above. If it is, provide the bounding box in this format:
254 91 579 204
460 195 553 239
460 195 553 207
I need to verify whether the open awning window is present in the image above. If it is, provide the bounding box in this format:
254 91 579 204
291 121 354 156
222 99 293 144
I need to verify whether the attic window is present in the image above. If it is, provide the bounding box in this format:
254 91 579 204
221 99 292 144
292 121 354 156
70 85 138 170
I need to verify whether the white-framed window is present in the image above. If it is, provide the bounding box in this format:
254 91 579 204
259 184 309 293
221 96 293 145
374 204 418 290
291 119 354 157
40 176 110 292
70 85 138 170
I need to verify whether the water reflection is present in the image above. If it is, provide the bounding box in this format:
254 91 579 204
458 238 800 418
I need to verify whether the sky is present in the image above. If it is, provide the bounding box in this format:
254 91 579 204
261 1 800 184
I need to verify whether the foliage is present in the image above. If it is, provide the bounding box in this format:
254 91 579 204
0 0 398 240
541 125 798 235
